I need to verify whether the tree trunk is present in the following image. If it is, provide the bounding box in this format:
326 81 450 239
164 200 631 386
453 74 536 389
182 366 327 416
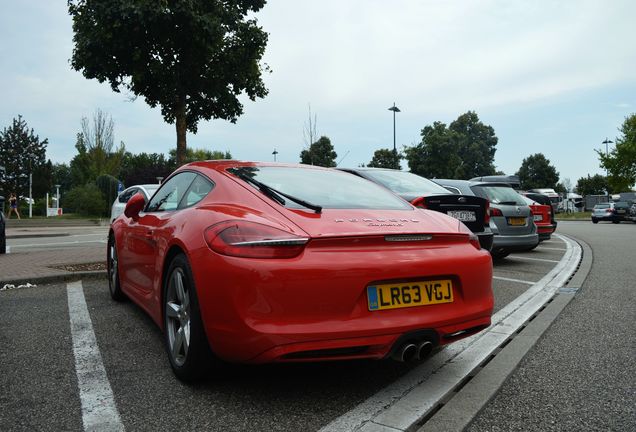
175 95 187 167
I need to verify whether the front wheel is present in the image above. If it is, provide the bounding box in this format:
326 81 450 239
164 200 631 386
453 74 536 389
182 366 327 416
163 254 212 382
592 218 598 224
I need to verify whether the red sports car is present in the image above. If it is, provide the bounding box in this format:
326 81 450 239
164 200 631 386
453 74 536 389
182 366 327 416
520 195 556 241
108 161 494 381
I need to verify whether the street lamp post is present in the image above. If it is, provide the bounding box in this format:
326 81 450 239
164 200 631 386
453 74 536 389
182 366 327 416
272 149 278 162
602 138 613 201
387 103 401 156
55 184 61 210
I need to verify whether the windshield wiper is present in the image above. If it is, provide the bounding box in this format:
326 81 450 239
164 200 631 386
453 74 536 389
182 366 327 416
232 169 322 214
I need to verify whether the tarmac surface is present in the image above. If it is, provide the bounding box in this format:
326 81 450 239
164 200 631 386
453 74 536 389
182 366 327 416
1 220 108 286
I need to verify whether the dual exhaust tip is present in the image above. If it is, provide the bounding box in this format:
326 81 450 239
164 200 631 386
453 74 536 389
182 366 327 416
391 340 434 362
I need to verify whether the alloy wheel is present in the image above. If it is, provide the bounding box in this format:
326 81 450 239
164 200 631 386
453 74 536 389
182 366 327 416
166 268 191 367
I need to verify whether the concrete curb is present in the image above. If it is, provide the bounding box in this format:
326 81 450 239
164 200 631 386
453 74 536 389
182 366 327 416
0 270 107 287
416 236 593 432
319 234 584 432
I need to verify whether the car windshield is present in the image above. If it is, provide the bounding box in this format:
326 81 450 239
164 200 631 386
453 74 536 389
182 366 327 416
473 185 526 205
230 166 412 210
359 170 451 195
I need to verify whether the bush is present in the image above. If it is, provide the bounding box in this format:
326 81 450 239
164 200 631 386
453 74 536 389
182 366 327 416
96 174 121 208
65 184 108 216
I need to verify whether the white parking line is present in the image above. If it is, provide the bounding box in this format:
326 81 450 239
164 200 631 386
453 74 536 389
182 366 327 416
493 276 535 285
538 247 567 251
67 281 125 432
319 234 581 432
10 240 107 248
507 255 560 263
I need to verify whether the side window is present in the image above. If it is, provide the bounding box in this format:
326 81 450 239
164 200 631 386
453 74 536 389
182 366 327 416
146 172 196 212
182 175 214 208
118 188 137 203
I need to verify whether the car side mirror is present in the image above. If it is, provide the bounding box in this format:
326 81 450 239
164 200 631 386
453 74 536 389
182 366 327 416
124 192 146 220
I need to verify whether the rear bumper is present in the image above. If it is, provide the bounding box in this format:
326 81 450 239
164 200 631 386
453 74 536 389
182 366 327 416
537 223 557 241
191 241 494 363
249 315 492 363
492 233 539 252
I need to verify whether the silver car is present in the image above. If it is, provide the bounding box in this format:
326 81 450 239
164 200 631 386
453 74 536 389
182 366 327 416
434 179 539 259
591 202 630 224
110 184 160 222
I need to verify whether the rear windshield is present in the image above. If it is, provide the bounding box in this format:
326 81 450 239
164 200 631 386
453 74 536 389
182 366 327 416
358 170 451 195
472 185 526 206
230 166 412 210
614 201 629 208
594 204 609 209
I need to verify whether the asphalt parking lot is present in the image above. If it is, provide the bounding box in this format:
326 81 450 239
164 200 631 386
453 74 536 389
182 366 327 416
1 236 573 432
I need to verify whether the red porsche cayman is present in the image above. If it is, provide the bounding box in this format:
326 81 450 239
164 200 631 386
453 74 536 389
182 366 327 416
108 161 494 381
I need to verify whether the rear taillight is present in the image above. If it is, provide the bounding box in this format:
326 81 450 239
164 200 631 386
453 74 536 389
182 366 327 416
484 201 490 226
490 207 503 217
468 232 481 250
607 208 614 213
204 221 309 258
457 221 481 250
410 197 427 209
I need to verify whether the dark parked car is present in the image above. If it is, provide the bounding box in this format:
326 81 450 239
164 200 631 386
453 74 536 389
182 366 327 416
339 168 493 251
434 180 539 259
591 202 631 223
0 195 6 254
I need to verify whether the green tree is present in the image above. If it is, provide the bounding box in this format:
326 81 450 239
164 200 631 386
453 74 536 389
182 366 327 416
598 114 636 192
168 148 232 167
68 0 270 167
52 163 73 196
0 115 48 198
65 183 108 216
96 174 121 212
120 152 173 187
516 153 560 190
32 159 54 198
300 136 337 167
448 111 497 178
405 112 498 179
368 148 401 169
405 121 462 178
69 110 126 185
575 174 608 196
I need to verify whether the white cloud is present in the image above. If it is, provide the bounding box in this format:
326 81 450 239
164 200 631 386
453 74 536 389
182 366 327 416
1 0 635 183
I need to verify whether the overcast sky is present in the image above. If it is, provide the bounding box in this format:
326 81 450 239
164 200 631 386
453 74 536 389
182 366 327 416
1 1 635 187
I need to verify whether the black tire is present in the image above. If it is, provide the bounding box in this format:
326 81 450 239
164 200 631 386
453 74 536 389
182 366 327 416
592 218 598 224
490 249 510 260
612 220 620 224
163 254 212 382
0 229 6 254
107 234 126 301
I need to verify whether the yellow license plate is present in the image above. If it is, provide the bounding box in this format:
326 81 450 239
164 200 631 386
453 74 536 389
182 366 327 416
508 217 526 226
367 280 453 311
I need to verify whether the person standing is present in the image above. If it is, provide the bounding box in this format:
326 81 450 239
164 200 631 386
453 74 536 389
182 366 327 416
8 192 20 219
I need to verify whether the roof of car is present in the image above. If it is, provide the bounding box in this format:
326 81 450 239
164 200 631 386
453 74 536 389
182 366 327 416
434 179 513 188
